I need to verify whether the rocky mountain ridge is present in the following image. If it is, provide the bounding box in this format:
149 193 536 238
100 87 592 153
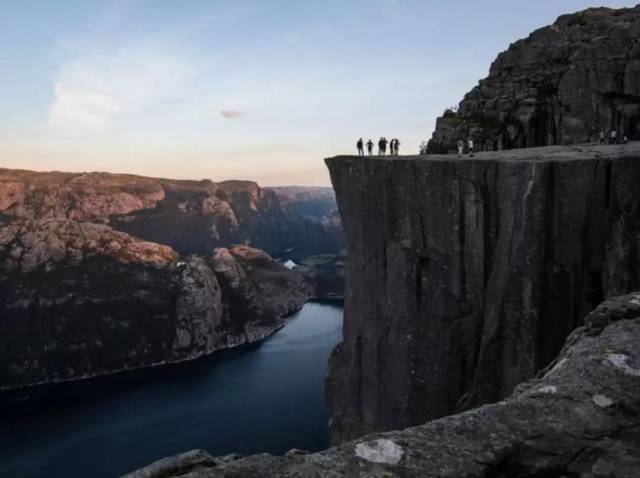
428 5 640 153
0 169 319 389
0 169 341 257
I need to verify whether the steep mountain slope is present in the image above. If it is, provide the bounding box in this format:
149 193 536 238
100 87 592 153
428 6 640 153
0 169 316 389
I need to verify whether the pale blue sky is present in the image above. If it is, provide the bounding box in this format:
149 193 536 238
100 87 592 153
0 0 635 185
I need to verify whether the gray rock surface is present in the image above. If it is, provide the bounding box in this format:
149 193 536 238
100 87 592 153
325 143 640 443
124 292 640 477
428 5 640 153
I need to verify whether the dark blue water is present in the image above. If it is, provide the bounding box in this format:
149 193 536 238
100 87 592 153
0 301 343 478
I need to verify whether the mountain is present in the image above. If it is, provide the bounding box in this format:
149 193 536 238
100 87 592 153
428 5 640 153
0 169 325 389
268 186 344 257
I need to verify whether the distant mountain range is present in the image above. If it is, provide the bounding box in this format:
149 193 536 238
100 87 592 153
0 169 342 389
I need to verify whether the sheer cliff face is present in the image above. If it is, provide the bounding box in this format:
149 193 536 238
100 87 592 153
0 170 312 389
325 143 640 443
428 6 640 153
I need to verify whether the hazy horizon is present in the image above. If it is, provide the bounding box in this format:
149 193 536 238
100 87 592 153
1 0 635 186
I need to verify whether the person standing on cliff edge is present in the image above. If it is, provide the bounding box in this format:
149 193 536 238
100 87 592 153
366 139 373 156
467 138 475 157
357 138 364 156
457 139 464 156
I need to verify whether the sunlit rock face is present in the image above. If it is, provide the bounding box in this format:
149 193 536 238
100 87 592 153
0 169 341 258
325 143 640 443
428 5 640 153
0 169 313 389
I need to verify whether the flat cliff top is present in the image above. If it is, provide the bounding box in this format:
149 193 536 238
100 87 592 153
327 142 640 164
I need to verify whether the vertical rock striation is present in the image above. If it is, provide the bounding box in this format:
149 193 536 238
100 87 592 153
325 143 640 443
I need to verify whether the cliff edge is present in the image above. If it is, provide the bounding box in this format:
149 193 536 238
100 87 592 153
325 142 640 443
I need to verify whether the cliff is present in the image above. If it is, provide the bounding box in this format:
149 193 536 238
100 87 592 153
0 225 309 389
0 169 341 257
126 292 640 477
325 143 640 443
428 5 640 153
0 169 314 389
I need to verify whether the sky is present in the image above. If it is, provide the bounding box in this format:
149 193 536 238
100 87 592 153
0 0 635 185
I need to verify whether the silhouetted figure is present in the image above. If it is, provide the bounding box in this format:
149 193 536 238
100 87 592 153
366 139 374 155
467 138 475 157
378 138 384 155
381 137 388 155
599 131 605 145
388 138 395 155
610 130 618 144
357 138 364 156
394 139 401 155
457 139 464 156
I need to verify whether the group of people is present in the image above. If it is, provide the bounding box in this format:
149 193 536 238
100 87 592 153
357 137 401 156
598 130 629 145
457 138 475 157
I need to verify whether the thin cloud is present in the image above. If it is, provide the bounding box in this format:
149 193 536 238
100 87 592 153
220 110 245 119
48 41 194 133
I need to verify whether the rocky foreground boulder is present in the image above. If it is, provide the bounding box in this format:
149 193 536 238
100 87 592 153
125 292 640 477
428 5 640 153
325 143 640 443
